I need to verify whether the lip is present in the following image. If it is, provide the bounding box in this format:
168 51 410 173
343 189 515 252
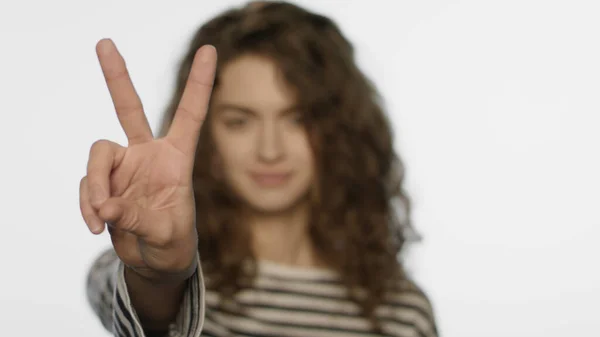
249 172 292 187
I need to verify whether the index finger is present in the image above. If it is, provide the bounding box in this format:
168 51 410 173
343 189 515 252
166 45 217 157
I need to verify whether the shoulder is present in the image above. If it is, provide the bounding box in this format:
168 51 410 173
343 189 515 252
384 277 438 337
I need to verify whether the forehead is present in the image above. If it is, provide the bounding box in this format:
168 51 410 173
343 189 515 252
212 54 297 112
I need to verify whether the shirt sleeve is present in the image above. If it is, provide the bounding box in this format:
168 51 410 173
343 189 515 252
86 247 206 337
403 278 439 337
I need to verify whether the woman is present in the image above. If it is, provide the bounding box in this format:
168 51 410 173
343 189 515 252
82 1 438 336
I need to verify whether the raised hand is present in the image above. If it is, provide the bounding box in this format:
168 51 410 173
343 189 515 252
79 39 216 282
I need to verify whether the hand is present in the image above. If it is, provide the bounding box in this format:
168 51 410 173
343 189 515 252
79 39 217 283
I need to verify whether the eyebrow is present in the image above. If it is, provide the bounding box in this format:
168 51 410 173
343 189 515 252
212 103 300 116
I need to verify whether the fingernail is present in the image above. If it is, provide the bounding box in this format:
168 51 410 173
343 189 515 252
199 45 215 63
97 38 114 56
91 221 105 235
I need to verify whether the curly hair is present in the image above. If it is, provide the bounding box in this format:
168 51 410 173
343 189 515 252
158 0 418 330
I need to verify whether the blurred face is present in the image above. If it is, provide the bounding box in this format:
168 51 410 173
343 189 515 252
210 54 315 213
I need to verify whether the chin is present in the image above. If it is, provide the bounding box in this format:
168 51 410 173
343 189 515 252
234 185 310 214
245 195 306 214
228 176 313 214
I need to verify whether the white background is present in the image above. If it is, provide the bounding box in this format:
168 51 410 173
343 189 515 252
0 0 598 336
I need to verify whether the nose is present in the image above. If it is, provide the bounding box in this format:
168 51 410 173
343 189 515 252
257 119 284 163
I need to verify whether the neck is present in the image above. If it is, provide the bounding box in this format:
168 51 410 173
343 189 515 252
245 202 323 268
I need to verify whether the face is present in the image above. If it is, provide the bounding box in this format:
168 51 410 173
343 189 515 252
209 54 315 214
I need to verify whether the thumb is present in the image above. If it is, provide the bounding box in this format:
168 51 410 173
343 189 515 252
98 197 148 237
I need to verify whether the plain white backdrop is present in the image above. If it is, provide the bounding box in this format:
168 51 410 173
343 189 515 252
0 0 598 336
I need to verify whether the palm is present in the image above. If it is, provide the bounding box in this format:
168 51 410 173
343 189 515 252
81 39 216 280
111 141 190 208
108 141 196 272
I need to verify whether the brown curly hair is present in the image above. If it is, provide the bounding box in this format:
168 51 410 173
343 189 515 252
158 0 418 330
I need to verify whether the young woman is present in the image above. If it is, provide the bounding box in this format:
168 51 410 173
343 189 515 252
82 2 438 336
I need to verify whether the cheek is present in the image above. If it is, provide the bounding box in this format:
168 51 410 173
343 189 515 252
214 132 253 174
290 135 316 174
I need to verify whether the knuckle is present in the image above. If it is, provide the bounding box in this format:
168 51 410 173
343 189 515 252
188 74 214 90
81 211 94 221
79 176 87 189
114 214 133 232
114 104 143 116
81 211 97 227
79 179 90 209
176 106 205 125
106 68 130 82
87 140 114 176
114 204 141 233
90 139 110 153
86 166 104 179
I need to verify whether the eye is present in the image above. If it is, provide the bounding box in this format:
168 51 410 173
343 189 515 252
288 112 305 125
223 117 248 129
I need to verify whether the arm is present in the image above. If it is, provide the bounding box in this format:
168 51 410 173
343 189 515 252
86 248 206 337
406 279 439 337
387 277 439 337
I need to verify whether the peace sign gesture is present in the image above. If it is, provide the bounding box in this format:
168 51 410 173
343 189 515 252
79 39 216 282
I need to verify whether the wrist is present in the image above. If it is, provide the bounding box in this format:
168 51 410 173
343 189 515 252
125 253 199 286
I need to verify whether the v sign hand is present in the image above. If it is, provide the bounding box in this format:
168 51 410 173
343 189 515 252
79 39 217 283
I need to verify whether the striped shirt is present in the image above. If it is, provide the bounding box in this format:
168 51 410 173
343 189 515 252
87 248 438 337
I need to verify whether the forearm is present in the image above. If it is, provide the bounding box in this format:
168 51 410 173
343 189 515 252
124 265 191 332
87 248 206 337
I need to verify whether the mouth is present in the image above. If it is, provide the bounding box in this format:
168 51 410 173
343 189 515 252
249 172 292 187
